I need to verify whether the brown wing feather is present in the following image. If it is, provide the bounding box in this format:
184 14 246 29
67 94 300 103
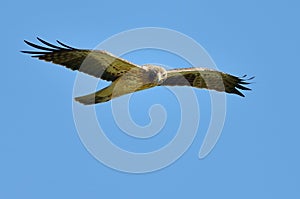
21 38 143 81
160 68 253 97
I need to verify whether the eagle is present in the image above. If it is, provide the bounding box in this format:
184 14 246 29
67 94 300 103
22 38 253 105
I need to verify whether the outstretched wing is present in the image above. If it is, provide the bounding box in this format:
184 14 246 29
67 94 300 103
160 68 254 97
21 38 143 81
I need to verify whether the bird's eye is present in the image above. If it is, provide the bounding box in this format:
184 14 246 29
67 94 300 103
148 71 157 81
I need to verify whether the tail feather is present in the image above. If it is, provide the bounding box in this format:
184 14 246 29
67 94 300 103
74 84 114 105
74 93 112 105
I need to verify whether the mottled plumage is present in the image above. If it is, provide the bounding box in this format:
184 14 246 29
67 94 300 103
22 38 253 105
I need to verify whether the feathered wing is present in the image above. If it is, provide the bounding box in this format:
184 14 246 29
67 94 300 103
160 68 253 97
21 38 144 81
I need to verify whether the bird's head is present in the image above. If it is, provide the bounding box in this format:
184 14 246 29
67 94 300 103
142 64 167 85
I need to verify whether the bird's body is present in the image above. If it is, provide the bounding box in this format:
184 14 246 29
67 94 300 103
22 38 253 105
75 65 167 104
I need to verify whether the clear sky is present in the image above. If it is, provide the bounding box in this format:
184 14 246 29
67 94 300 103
1 0 300 198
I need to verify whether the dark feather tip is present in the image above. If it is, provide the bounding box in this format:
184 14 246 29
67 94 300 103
36 37 65 50
234 89 245 97
56 40 78 50
23 40 54 51
20 50 47 54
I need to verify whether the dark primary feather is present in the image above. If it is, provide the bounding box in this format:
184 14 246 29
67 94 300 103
21 38 142 81
36 37 67 50
56 40 78 49
160 68 254 97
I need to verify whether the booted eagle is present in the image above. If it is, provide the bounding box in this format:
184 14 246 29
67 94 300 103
22 38 253 105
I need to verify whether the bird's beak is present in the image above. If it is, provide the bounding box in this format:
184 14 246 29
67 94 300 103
157 73 165 84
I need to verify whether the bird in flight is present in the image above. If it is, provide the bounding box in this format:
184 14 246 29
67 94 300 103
22 38 253 105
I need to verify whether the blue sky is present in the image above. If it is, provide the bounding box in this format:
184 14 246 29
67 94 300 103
1 0 300 198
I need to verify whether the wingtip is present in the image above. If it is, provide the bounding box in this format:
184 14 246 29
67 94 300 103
36 37 43 42
249 76 255 80
240 75 255 81
23 39 31 45
20 50 32 54
56 39 78 50
235 89 245 97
